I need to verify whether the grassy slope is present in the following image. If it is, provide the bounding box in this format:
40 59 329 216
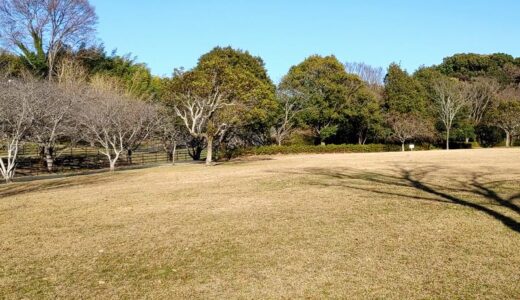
1 149 520 299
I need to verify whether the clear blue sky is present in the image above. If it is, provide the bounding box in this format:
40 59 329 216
90 0 520 82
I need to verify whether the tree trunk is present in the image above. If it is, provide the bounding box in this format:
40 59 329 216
505 131 511 147
206 136 213 165
2 167 14 183
465 137 469 143
401 142 405 152
172 141 177 165
127 149 133 164
446 128 450 150
109 160 116 172
358 135 363 145
44 146 54 172
4 170 14 183
188 145 202 160
194 147 202 160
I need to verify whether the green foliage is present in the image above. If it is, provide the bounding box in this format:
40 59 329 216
280 55 363 143
75 46 158 100
0 52 25 76
241 144 400 156
452 122 476 142
437 53 520 85
345 88 387 143
319 125 338 142
286 130 315 146
475 125 503 147
447 142 475 149
13 30 48 77
165 46 277 145
384 63 427 114
195 46 277 127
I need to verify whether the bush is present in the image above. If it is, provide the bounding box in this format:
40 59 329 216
238 144 414 157
447 142 476 149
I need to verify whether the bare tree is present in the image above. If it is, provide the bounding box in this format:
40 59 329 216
490 87 520 147
122 103 159 164
271 88 305 146
0 0 97 79
156 107 187 165
174 90 230 165
27 59 86 171
387 113 433 151
0 76 34 182
432 79 469 150
79 87 158 171
466 77 499 127
345 61 385 87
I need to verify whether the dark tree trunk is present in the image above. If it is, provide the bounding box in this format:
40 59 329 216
188 146 202 161
127 149 133 164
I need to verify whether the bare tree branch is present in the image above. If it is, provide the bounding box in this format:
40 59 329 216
0 0 97 79
432 78 470 150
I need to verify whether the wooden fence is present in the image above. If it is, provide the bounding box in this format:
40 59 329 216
7 144 204 177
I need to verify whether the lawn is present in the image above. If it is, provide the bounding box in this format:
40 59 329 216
1 148 519 299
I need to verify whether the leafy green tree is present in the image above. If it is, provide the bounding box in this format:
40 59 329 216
194 47 277 135
384 63 427 114
165 47 277 161
280 55 362 144
347 88 386 144
437 53 520 85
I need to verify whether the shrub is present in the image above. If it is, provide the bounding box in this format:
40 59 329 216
238 144 416 157
447 142 475 149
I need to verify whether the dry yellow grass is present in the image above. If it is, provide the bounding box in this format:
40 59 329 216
1 148 520 299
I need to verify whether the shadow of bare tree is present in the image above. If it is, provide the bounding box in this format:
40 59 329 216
0 172 121 199
275 165 520 234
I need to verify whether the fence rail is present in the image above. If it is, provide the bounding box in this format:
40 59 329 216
4 144 205 177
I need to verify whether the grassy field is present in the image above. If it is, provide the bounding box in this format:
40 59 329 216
1 148 520 299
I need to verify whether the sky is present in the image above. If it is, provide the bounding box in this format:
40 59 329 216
89 0 520 82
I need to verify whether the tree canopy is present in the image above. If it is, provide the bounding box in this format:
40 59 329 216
280 55 363 143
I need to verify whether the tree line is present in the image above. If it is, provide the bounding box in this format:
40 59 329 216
1 0 519 183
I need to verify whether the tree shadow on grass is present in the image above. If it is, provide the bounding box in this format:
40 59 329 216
0 162 182 199
0 172 123 199
277 165 520 234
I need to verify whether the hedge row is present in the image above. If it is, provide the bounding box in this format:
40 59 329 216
229 142 477 158
239 144 402 156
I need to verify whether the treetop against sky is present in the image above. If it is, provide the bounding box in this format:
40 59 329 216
90 0 520 81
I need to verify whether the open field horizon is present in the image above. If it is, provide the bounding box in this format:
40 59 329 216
1 148 520 298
